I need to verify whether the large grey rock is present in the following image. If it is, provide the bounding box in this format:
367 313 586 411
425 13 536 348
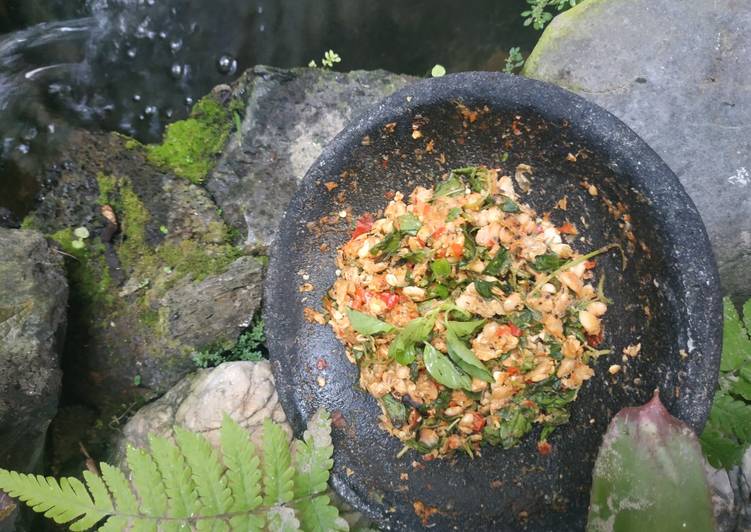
111 361 290 464
523 0 751 301
207 66 416 248
0 228 67 473
0 228 67 531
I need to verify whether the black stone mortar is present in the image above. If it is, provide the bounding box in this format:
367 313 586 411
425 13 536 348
264 72 722 531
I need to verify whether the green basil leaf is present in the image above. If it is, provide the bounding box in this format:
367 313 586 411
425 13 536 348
445 319 485 338
403 250 428 264
370 231 403 257
484 247 510 276
445 330 493 382
462 228 477 263
532 253 566 272
474 280 496 299
389 316 436 365
467 167 491 193
434 175 465 197
423 343 472 390
346 308 395 335
430 284 450 299
382 394 407 427
446 207 462 222
431 258 451 279
397 213 422 235
501 198 520 213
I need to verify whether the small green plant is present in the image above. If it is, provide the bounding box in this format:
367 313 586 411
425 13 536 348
522 0 578 30
193 315 266 368
700 296 751 468
71 227 90 250
308 50 342 70
0 410 347 531
502 47 525 74
430 64 446 77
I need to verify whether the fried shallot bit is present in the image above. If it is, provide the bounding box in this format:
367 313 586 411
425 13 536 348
324 164 613 458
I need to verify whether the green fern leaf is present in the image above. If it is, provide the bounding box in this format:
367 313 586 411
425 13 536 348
98 515 128 531
174 427 233 516
149 435 198 519
700 427 746 469
708 394 751 442
100 463 138 515
81 471 112 516
220 415 263 513
196 517 229 531
292 409 334 498
229 512 265 531
296 495 348 532
126 445 168 516
262 419 295 505
0 470 110 530
267 506 302 531
731 372 751 402
720 297 751 372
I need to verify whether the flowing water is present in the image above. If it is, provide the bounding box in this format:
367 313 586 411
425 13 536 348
0 0 538 219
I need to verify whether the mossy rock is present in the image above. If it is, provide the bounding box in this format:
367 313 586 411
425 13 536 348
24 118 264 416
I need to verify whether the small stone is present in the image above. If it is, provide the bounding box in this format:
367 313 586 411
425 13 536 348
338 210 347 218
608 364 622 375
317 376 326 387
588 184 598 196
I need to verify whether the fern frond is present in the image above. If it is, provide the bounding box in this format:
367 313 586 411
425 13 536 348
709 394 751 442
296 494 348 532
149 434 198 519
100 463 138 515
262 419 295 505
292 409 334 499
229 512 265 531
126 445 168 517
0 470 110 530
196 517 229 531
174 427 233 516
97 515 128 531
220 415 263 513
267 505 302 532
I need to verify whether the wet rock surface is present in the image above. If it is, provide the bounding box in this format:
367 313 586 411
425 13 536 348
207 65 416 248
523 0 751 301
23 126 263 414
0 228 67 531
110 360 290 464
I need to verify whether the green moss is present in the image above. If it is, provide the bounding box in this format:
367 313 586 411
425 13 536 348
20 214 38 230
117 181 151 271
124 138 141 150
156 240 243 283
50 228 113 312
95 173 118 206
146 96 235 184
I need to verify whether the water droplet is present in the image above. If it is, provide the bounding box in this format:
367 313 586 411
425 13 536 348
158 31 167 39
257 5 263 13
170 63 183 79
169 38 183 53
216 54 238 76
138 114 145 120
146 0 155 5
144 105 158 115
185 97 194 106
127 48 137 58
164 108 174 118
17 144 30 154
259 24 265 32
47 124 56 134
133 94 142 102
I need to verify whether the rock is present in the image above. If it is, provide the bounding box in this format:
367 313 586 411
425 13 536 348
705 462 737 532
523 0 751 301
111 361 290 465
206 66 417 249
0 228 67 531
22 127 264 414
0 208 19 229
